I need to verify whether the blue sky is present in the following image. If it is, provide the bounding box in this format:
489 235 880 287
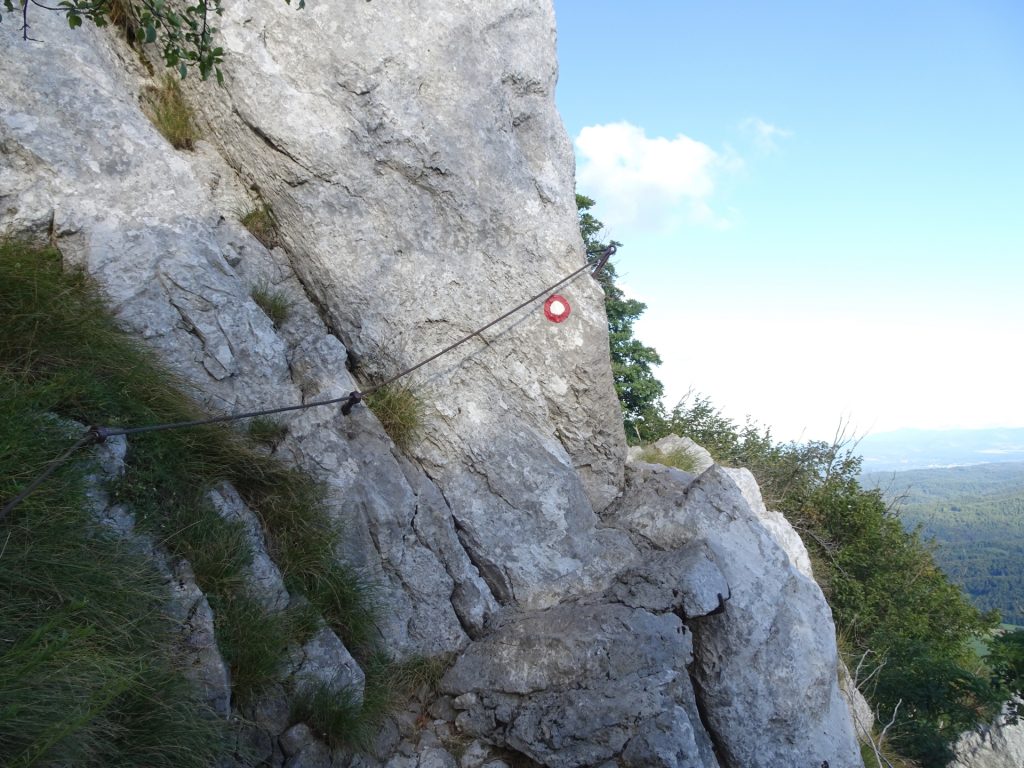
553 1 1024 442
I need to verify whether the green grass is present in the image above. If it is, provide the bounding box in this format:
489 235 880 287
143 75 198 150
250 282 292 328
241 205 281 250
248 416 289 447
0 241 382 763
0 384 227 766
636 445 700 473
365 384 422 452
291 652 453 751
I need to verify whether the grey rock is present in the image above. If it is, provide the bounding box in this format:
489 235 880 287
166 557 233 717
438 421 638 609
290 626 365 703
606 541 729 619
442 602 715 768
417 747 458 768
177 0 637 613
724 466 815 579
280 723 332 768
209 482 291 612
458 740 494 768
280 723 317 757
249 688 293 740
838 661 875 749
607 464 861 768
951 697 1024 768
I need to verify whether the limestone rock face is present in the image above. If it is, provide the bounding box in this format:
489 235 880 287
182 0 631 607
2 5 864 768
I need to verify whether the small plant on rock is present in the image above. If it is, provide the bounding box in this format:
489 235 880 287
637 445 700 473
248 417 289 448
365 384 422 452
250 282 292 328
241 204 281 249
143 75 198 150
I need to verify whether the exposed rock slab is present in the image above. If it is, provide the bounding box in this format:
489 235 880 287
606 464 861 768
183 0 632 607
442 602 717 768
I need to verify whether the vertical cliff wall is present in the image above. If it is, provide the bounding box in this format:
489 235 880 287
1 3 864 766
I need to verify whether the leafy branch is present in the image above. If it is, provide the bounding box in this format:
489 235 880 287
2 0 305 81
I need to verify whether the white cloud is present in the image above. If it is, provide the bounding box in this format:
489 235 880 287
574 122 728 233
741 117 793 153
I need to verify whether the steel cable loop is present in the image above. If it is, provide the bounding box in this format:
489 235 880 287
1 246 617 516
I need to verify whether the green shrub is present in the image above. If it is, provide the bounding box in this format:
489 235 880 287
143 75 198 150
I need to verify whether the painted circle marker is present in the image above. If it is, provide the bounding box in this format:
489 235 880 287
544 294 571 323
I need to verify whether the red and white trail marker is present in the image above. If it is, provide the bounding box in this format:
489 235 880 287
543 294 571 323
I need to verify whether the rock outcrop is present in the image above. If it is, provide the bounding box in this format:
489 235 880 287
1 3 863 766
951 698 1024 768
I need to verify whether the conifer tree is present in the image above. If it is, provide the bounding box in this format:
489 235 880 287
577 194 666 442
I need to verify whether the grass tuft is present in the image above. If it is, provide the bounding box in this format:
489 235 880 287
250 282 292 328
365 384 422 452
211 596 319 704
143 75 198 150
637 445 700 473
291 651 452 752
241 205 281 250
248 416 289 447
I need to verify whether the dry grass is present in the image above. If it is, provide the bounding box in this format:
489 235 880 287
143 75 198 150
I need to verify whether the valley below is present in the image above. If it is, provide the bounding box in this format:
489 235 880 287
863 460 1024 626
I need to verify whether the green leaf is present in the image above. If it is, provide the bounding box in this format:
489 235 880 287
178 63 188 79
145 23 157 43
67 12 82 29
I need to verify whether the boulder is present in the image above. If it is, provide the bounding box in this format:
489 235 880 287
606 464 862 768
442 601 717 768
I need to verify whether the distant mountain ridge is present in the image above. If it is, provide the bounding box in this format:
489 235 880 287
856 427 1024 472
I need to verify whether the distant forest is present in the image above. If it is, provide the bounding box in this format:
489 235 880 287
864 462 1024 626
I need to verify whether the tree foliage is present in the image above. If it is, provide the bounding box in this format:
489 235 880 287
577 194 665 443
1 0 304 81
988 629 1024 696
